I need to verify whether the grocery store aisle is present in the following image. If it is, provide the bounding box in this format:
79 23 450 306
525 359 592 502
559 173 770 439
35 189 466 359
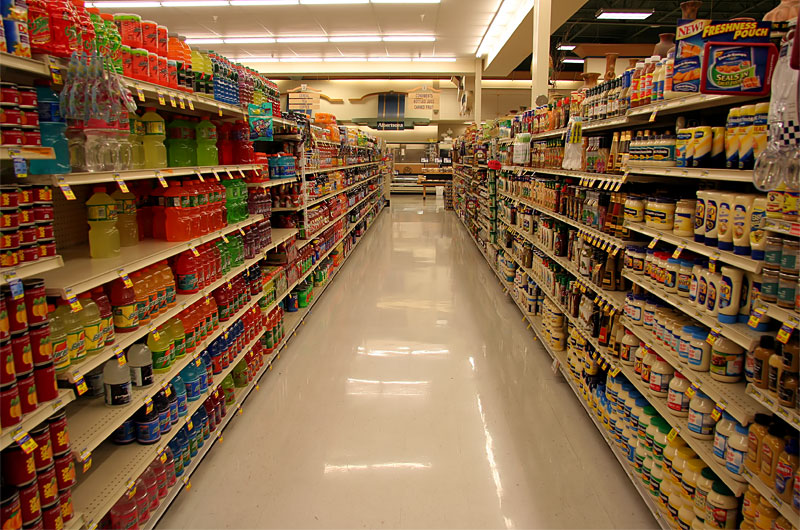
157 196 655 530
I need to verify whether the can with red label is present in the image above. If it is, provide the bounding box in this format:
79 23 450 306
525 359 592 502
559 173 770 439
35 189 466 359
47 411 69 456
3 287 28 334
11 332 32 374
33 363 57 402
35 464 58 507
1 486 22 530
57 489 73 523
0 381 22 428
53 454 75 490
29 324 51 365
1 339 14 384
17 480 40 525
16 371 37 414
30 424 53 470
1 444 37 486
40 502 62 530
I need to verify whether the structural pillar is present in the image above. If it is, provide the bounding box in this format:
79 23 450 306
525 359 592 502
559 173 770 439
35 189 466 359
474 57 483 125
531 0 551 107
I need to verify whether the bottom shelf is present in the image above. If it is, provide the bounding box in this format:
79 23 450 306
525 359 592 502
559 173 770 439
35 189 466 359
142 203 385 529
456 214 671 530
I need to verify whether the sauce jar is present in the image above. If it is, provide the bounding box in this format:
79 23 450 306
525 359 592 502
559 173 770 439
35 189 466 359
1 208 20 229
35 222 53 240
22 129 41 147
31 205 53 223
32 187 51 204
1 107 22 125
2 248 20 268
38 242 55 259
1 82 21 105
18 87 36 107
0 186 20 208
19 244 40 264
1 126 24 146
1 229 20 250
20 110 38 128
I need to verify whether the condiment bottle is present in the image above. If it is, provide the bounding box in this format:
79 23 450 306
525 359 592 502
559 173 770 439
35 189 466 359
745 414 771 474
752 336 775 389
774 437 798 503
759 423 784 484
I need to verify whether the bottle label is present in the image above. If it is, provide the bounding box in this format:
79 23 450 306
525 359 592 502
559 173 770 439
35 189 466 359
667 388 689 412
113 303 139 332
665 269 677 289
697 277 708 306
130 363 154 387
151 345 170 372
713 431 729 459
688 409 713 435
158 410 171 435
649 371 672 393
705 199 718 233
145 120 165 136
185 377 201 400
52 337 69 370
177 273 198 292
706 281 718 312
775 460 793 494
83 322 103 354
710 350 742 378
102 316 114 345
66 328 86 360
165 285 176 305
104 381 132 406
726 447 745 475
136 418 160 443
87 203 117 222
694 200 706 232
173 336 186 359
177 393 188 416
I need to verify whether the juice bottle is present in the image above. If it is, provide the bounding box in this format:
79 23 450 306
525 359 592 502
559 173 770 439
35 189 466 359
140 107 167 169
76 292 104 355
193 180 210 235
216 122 234 165
156 261 176 308
150 183 167 240
108 278 138 333
175 250 199 294
129 112 146 170
111 186 139 247
233 121 253 163
167 33 184 88
53 299 86 362
166 118 196 168
178 310 195 355
86 186 121 259
206 295 219 330
180 179 202 235
147 326 172 373
163 182 191 242
49 305 69 373
148 266 166 316
142 267 159 320
179 36 193 93
91 286 115 346
129 271 148 325
166 317 186 360
195 117 218 166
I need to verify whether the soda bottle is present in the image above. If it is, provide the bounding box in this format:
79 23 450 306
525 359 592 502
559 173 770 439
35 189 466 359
140 108 167 169
76 292 103 355
91 286 115 346
195 116 218 166
86 186 121 259
110 186 138 247
53 299 86 363
148 326 172 373
163 182 191 242
108 278 138 333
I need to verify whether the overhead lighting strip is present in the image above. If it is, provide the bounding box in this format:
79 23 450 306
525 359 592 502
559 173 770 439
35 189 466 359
185 34 435 44
90 0 440 4
475 0 534 65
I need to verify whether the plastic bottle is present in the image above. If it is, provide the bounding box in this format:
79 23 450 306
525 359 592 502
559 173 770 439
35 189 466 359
108 278 138 333
155 261 176 308
148 326 172 374
165 317 186 360
128 112 146 169
109 496 138 529
110 186 138 247
195 117 218 166
76 292 104 355
104 357 132 406
130 272 149 327
127 343 153 387
163 182 192 242
53 299 86 363
166 117 196 167
86 185 121 259
140 108 167 169
91 286 115 346
216 121 234 165
142 268 160 320
148 266 167 316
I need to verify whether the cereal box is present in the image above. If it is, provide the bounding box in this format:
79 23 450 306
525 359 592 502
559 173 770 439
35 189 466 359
674 19 772 94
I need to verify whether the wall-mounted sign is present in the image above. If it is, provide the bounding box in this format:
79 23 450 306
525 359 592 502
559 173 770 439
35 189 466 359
288 91 321 111
409 91 439 112
376 121 404 131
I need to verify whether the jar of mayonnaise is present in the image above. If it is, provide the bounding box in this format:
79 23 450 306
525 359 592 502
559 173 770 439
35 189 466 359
674 199 696 236
687 328 712 371
709 337 744 383
667 371 691 416
659 475 674 512
650 355 675 397
652 419 671 466
704 480 738 529
712 411 735 464
687 391 716 440
681 458 707 499
678 259 693 297
625 196 645 222
664 434 687 477
620 329 640 366
724 421 749 481
678 495 696 530
672 445 698 484
694 467 716 521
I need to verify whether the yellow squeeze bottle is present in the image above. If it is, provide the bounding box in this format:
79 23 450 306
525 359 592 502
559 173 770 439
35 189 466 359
725 108 740 169
738 105 756 170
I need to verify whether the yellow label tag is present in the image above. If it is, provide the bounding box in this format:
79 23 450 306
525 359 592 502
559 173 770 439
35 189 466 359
118 269 133 288
218 107 223 117
115 349 126 366
178 97 186 110
212 170 220 181
12 430 38 454
186 417 193 430
255 384 260 390
777 317 798 344
667 427 678 441
190 245 200 257
649 109 658 122
686 384 698 399
648 236 660 249
237 405 243 415
68 297 82 313
157 93 166 106
611 367 621 377
709 255 719 273
221 234 229 244
137 87 145 102
155 170 168 188
747 305 768 328
151 327 161 341
113 174 130 193
184 477 192 490
672 243 685 259
238 168 247 178
194 169 205 182
81 455 92 473
57 178 76 200
169 94 177 108
144 396 153 414
226 169 234 179
126 480 136 497
188 99 194 111
238 228 245 236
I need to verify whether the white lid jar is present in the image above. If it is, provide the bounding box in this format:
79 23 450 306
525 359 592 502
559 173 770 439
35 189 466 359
634 344 646 376
712 412 735 464
642 347 657 385
650 355 675 396
664 435 687 477
644 299 658 328
625 196 645 222
647 197 676 229
650 463 664 501
668 371 691 416
620 329 639 366
637 406 658 443
704 480 738 529
688 391 716 439
643 455 654 487
688 328 712 371
671 319 688 355
679 325 697 364
674 199 696 236
705 271 723 317
668 489 684 521
694 467 716 521
709 337 744 383
627 294 645 325
666 258 682 293
672 446 698 485
682 457 707 499
635 438 649 475
678 259 694 298
723 421 749 481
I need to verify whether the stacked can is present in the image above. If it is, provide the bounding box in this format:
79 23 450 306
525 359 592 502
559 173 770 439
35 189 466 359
0 83 40 148
0 186 55 268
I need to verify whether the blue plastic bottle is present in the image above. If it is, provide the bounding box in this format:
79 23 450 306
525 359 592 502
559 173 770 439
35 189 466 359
170 375 188 417
30 84 70 175
180 364 201 402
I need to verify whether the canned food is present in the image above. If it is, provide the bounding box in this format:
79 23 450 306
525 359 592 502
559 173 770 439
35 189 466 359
35 222 53 240
22 279 46 325
0 381 21 427
1 443 36 486
17 481 40 525
0 186 20 208
22 129 40 147
18 88 36 107
33 363 57 402
1 339 13 384
1 126 24 146
29 323 52 364
23 515 43 530
19 244 39 263
18 207 33 225
1 209 20 229
30 424 53 470
1 486 22 530
47 410 69 455
20 110 37 127
1 248 20 268
53 454 75 490
18 226 36 245
32 187 51 204
11 332 32 373
0 229 20 249
38 241 56 258
16 371 37 414
32 205 52 223
1 107 22 125
35 464 58 507
0 82 20 105
40 502 61 530
18 188 33 206
58 489 73 523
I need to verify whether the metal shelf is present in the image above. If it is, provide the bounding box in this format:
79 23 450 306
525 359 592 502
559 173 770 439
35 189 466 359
304 161 380 175
123 78 244 119
763 218 800 237
0 389 75 450
624 222 764 274
52 228 297 384
27 165 260 187
756 300 800 326
39 216 269 297
625 166 754 183
305 174 379 208
0 145 56 160
627 94 758 119
621 317 767 425
299 188 380 248
245 175 300 189
746 385 800 430
0 52 51 76
0 255 64 286
741 468 797 521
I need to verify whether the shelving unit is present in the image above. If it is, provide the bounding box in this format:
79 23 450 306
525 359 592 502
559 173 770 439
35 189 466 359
0 389 75 450
0 145 56 160
0 255 64 285
27 164 262 187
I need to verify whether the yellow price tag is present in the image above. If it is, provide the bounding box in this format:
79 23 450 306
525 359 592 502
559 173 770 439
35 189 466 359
648 236 660 249
115 349 126 366
178 97 186 110
667 427 679 441
186 417 193 430
157 92 166 106
672 243 685 259
57 178 76 200
212 170 220 181
80 450 92 472
183 477 191 491
649 109 658 122
12 430 38 454
169 94 177 108
137 87 145 102
218 107 223 117
187 98 194 111
118 269 133 288
144 396 153 414
190 245 200 257
777 317 798 344
611 367 621 377
113 173 130 193
194 169 205 182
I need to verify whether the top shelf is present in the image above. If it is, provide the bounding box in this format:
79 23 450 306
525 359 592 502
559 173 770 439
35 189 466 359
26 164 261 187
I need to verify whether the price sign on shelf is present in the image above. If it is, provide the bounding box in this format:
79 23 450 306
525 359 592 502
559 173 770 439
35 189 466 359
709 254 720 274
157 92 166 106
178 97 186 110
79 449 92 472
57 177 76 200
194 169 205 182
155 170 168 188
667 427 679 441
169 94 177 108
647 236 660 249
137 87 145 102
777 317 799 344
706 326 722 345
113 173 129 193
672 243 685 259
747 305 768 329
187 98 194 111
12 429 37 454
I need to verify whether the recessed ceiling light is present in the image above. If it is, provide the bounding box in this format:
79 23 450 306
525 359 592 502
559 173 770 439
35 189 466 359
476 0 534 63
324 56 368 61
383 35 436 42
562 58 585 64
185 37 225 43
557 44 576 51
595 8 653 20
90 1 161 5
367 57 411 62
330 36 382 42
279 56 324 62
412 57 456 62
276 36 329 43
371 0 440 3
223 37 276 43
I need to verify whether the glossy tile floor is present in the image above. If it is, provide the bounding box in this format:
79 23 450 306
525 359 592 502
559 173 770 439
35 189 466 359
157 196 656 530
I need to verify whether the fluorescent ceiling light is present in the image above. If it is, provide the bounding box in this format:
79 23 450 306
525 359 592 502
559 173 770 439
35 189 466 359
185 37 224 44
230 0 297 3
330 36 382 42
324 56 368 61
162 0 230 5
277 36 329 43
562 58 585 64
299 0 368 3
223 37 276 43
595 8 653 20
557 44 576 51
371 0 439 3
412 57 456 62
383 35 435 42
476 0 534 65
90 1 161 6
367 57 411 62
235 56 279 62
280 56 323 62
